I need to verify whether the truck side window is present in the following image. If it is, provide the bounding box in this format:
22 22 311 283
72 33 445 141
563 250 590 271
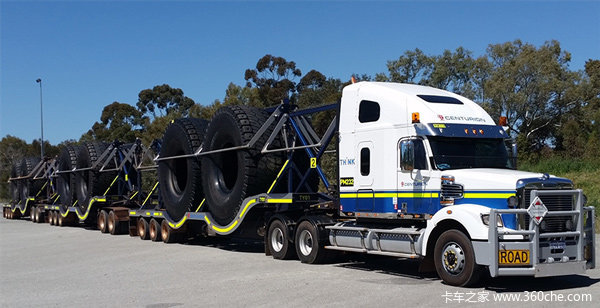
360 147 370 175
358 100 380 123
413 139 427 170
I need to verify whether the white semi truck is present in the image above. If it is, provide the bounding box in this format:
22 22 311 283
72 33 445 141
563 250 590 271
6 81 595 287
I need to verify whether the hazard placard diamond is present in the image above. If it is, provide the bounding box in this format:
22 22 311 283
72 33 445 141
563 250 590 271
527 196 548 225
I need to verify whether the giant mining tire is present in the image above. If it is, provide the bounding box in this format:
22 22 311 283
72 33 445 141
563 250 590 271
20 157 43 201
158 118 209 221
57 144 82 211
75 142 117 213
201 106 285 226
9 162 22 203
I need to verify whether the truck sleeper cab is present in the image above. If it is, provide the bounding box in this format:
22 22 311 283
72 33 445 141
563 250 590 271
329 82 595 286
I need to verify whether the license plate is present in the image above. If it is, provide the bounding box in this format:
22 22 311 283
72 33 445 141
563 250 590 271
550 241 566 250
499 249 530 265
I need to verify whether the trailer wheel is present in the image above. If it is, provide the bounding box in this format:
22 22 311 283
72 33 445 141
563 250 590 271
268 219 296 260
201 106 285 225
57 212 67 227
295 220 331 264
57 144 81 212
434 229 482 287
98 210 109 233
35 207 45 223
161 220 182 243
149 219 161 242
138 218 150 240
108 211 124 235
158 118 208 221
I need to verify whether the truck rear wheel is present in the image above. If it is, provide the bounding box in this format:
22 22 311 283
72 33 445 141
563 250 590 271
138 218 150 240
295 220 332 264
149 219 161 242
434 229 482 287
268 219 296 260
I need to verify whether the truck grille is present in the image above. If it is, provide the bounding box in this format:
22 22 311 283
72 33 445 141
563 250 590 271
441 183 463 199
521 185 574 232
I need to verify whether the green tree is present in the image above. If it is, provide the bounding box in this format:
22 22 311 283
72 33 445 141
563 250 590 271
380 48 432 83
483 40 583 155
136 84 195 119
244 54 302 106
82 102 144 143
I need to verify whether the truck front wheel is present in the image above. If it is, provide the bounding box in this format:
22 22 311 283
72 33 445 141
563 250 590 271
434 229 482 287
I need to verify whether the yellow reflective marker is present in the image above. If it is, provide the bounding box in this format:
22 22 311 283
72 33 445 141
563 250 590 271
267 160 289 193
310 157 317 168
195 199 206 212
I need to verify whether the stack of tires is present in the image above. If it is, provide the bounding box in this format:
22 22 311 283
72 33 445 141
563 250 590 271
158 106 291 225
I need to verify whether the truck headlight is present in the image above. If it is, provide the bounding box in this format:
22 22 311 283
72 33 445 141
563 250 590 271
481 214 503 227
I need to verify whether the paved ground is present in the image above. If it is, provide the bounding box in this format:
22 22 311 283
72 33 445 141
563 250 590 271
1 217 599 307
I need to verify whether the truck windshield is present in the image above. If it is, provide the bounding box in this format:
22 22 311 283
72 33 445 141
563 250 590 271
428 137 512 170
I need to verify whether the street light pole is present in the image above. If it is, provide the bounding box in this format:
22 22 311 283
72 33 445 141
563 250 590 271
36 78 44 159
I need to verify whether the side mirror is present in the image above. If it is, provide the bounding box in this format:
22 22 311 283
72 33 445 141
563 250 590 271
400 140 415 171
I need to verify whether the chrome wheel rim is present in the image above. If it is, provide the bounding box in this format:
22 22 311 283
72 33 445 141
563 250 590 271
442 241 465 275
298 230 313 256
270 228 284 253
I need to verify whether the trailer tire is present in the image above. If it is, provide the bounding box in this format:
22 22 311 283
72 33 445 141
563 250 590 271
35 207 45 223
149 219 161 242
98 210 109 233
57 212 67 227
57 144 81 211
108 211 124 235
201 106 285 225
75 142 117 214
51 211 57 226
268 219 296 260
161 220 182 243
158 118 209 221
434 229 482 287
138 218 150 240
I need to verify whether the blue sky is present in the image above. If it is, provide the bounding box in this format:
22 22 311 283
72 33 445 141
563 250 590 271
1 0 599 144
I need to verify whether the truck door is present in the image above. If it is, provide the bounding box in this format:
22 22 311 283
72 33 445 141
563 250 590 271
397 138 432 215
356 141 374 212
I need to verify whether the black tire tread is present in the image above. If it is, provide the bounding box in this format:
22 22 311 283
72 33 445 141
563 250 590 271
158 117 209 221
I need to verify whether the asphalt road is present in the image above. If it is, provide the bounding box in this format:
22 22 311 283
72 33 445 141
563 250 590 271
1 217 599 307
